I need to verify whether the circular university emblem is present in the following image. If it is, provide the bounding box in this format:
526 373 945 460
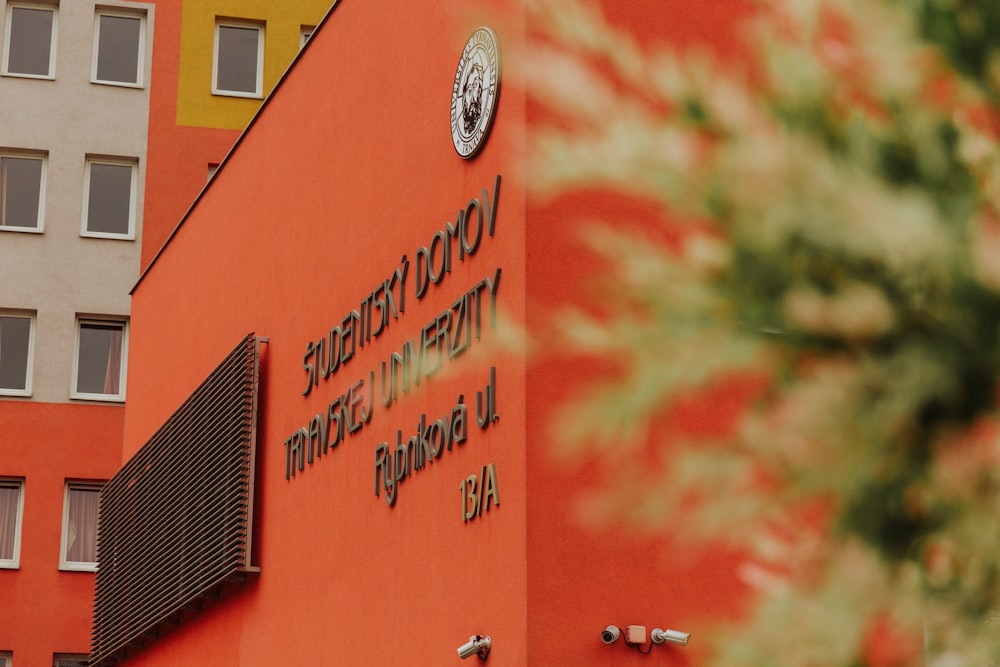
451 27 501 159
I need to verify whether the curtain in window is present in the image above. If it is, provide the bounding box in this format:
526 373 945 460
78 322 123 395
103 327 123 395
67 487 99 563
0 484 19 560
0 157 8 226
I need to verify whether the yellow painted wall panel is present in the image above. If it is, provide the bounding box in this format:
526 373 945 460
177 0 330 130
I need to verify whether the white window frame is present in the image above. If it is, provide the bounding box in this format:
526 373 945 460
81 157 137 240
70 317 127 402
90 9 146 88
1 3 57 79
53 654 90 667
59 482 103 572
0 479 25 569
300 26 313 49
212 19 264 98
0 310 34 397
0 150 47 233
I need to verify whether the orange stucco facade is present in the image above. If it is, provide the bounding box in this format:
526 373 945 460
0 2 344 663
0 402 123 664
120 0 752 665
140 0 330 270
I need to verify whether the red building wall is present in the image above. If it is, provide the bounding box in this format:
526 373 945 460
0 402 123 664
127 1 526 663
122 0 753 664
522 3 755 663
139 0 242 270
524 198 753 665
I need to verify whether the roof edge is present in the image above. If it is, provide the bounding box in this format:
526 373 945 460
132 0 342 295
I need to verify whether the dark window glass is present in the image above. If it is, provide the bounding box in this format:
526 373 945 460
0 315 30 391
216 25 260 94
6 7 54 76
95 15 141 84
0 156 43 229
86 162 133 235
76 322 124 395
54 655 91 667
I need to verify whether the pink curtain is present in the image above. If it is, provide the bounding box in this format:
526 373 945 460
0 157 8 227
0 484 19 560
67 487 99 563
103 328 123 395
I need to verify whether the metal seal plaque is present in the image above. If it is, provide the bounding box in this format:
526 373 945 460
451 27 501 159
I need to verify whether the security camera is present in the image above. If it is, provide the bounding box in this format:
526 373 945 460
457 635 491 660
457 639 479 660
601 625 621 644
651 628 690 646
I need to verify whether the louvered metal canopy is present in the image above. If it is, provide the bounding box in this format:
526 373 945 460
90 334 266 666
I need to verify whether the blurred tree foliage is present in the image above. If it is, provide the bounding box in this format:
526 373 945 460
527 0 1000 664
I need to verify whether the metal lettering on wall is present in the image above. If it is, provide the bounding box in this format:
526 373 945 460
461 463 500 523
374 366 499 506
298 175 501 398
282 176 505 520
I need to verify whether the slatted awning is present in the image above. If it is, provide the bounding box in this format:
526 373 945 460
90 334 266 666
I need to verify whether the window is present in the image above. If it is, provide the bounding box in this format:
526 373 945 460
72 318 126 401
0 312 33 396
92 10 144 86
213 20 263 97
300 26 313 49
60 483 102 571
0 650 12 667
53 654 89 667
0 152 45 231
82 158 136 238
0 479 24 569
2 4 56 78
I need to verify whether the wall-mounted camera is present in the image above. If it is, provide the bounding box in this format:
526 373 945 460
651 628 690 646
457 635 492 660
601 625 621 644
601 622 691 652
